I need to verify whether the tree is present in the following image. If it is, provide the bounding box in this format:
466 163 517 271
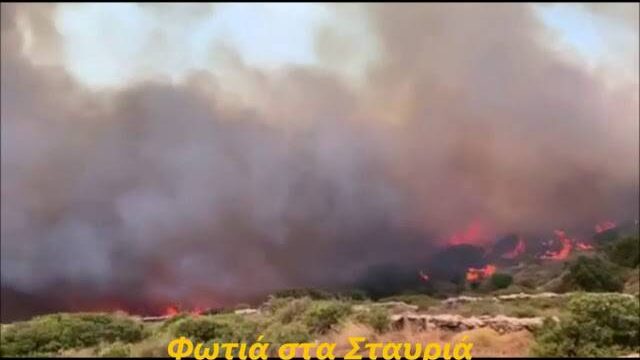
532 293 639 356
490 273 513 289
606 235 640 268
565 256 624 292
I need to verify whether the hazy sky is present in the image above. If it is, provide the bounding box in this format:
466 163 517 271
42 3 638 88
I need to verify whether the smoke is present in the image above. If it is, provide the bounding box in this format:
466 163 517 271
1 3 638 320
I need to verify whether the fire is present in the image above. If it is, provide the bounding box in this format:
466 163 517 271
540 230 573 260
502 237 526 259
447 220 492 247
466 264 496 282
418 270 430 282
162 304 205 317
191 307 204 316
163 305 179 317
595 221 616 233
576 242 594 251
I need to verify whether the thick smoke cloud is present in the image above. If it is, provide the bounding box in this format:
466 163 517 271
1 3 638 320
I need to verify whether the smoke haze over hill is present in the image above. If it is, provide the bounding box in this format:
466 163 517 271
1 3 638 321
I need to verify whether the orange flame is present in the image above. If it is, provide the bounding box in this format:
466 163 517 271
540 230 573 260
502 237 526 259
163 305 179 317
595 221 616 233
576 242 594 251
447 220 492 247
466 264 496 282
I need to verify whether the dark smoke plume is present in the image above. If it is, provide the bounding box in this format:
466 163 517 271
1 3 638 321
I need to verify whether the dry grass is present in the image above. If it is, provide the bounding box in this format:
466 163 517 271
452 328 533 357
624 268 640 295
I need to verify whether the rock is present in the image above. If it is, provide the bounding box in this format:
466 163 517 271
141 315 172 322
368 301 419 314
234 308 259 315
442 296 498 306
497 292 564 301
391 312 545 333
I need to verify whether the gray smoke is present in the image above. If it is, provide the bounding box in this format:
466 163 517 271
1 3 638 319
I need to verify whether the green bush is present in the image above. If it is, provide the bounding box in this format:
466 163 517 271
507 305 538 318
272 297 312 324
532 293 640 356
490 273 513 289
606 236 640 268
0 313 143 357
172 314 259 343
303 301 351 334
342 289 369 301
262 322 311 346
98 342 130 357
272 288 333 300
379 294 440 311
565 256 624 292
354 307 390 333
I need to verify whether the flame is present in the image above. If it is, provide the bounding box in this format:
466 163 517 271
576 242 594 251
502 237 526 259
418 270 430 282
163 305 179 317
540 230 573 260
447 220 492 247
466 264 496 282
191 307 204 316
595 221 616 233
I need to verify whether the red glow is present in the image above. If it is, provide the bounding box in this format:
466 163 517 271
447 220 492 247
191 307 204 316
576 242 594 251
466 264 497 282
540 230 573 260
418 270 430 282
164 305 179 317
502 237 526 259
595 221 616 233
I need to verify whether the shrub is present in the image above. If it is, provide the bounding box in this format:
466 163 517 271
354 307 390 333
0 313 143 357
606 236 640 268
173 314 259 343
490 273 513 290
343 289 369 301
272 297 311 324
507 305 538 318
262 322 311 346
98 342 130 357
303 301 351 334
379 294 440 311
532 293 640 356
565 256 624 292
272 288 333 300
593 228 619 244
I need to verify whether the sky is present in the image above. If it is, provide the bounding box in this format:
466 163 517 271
44 3 638 89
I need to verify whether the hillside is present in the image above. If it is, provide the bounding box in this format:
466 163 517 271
1 233 638 358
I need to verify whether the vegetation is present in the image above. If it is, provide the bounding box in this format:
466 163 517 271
172 314 260 343
2 233 639 358
490 273 513 290
532 293 640 356
564 256 625 292
303 301 352 334
354 307 390 333
606 235 640 268
0 313 144 357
